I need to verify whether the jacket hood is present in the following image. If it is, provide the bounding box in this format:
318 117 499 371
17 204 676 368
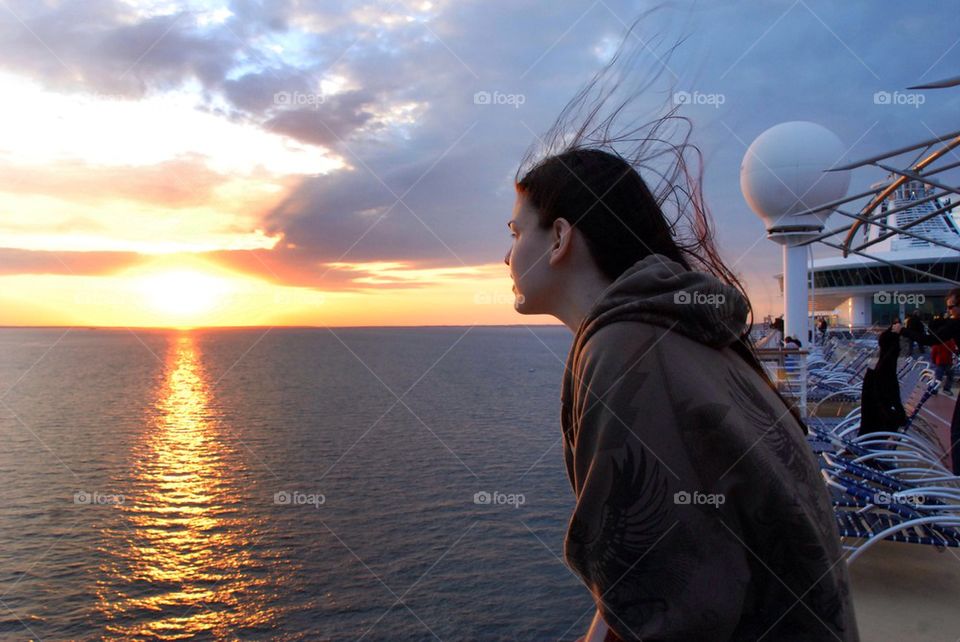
571 252 750 357
560 252 751 428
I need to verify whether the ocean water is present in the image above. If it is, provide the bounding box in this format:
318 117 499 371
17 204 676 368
0 326 594 641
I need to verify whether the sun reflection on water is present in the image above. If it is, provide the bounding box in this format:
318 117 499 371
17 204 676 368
94 333 282 639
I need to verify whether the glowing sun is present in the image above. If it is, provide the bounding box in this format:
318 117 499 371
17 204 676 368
141 269 233 318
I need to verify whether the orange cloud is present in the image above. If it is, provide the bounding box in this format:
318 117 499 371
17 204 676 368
0 156 228 208
0 247 141 276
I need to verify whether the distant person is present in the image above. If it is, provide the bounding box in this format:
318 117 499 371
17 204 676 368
783 335 802 349
904 309 926 357
504 25 857 640
894 288 960 473
929 316 955 396
771 315 784 345
931 338 956 397
859 323 907 436
818 316 828 345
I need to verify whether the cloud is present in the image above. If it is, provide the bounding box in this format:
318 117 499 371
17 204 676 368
212 248 506 291
0 247 140 276
0 155 228 207
263 90 378 147
0 245 499 296
221 67 313 113
0 0 238 97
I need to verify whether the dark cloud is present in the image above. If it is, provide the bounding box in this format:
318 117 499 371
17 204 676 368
255 137 516 270
221 67 311 113
263 90 377 146
0 1 239 97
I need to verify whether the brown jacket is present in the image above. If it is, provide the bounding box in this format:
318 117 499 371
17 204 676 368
560 253 858 641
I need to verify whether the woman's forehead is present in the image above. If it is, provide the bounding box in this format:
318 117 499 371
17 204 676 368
513 192 539 217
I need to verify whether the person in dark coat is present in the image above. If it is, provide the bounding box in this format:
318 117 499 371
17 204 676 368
904 309 926 357
858 324 908 437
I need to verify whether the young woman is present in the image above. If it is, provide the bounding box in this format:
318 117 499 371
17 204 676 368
505 18 858 642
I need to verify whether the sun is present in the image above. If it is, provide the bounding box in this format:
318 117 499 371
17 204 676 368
141 269 233 319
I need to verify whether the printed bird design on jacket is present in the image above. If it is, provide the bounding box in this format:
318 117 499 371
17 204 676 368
565 444 681 628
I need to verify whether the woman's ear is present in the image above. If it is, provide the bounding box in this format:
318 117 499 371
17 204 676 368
547 218 574 266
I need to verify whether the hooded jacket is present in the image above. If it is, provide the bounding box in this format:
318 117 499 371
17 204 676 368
560 253 858 641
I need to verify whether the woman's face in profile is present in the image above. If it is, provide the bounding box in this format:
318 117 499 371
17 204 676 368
504 192 553 314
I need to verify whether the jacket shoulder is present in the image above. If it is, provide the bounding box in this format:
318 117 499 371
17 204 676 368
579 321 679 375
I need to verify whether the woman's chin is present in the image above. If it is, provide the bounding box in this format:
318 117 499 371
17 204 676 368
513 293 529 312
514 298 550 317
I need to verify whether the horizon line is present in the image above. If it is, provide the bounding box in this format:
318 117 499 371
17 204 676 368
0 322 566 331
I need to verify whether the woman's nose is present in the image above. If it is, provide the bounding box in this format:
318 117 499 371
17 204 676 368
504 248 510 266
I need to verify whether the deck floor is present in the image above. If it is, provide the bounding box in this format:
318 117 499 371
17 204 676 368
851 380 959 641
850 538 960 641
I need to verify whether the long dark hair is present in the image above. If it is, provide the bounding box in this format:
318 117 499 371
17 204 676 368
515 13 807 430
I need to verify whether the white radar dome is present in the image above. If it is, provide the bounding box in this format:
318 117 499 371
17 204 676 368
740 121 850 233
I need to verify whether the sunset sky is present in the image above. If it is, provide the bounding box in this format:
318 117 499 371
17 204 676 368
1 0 957 328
